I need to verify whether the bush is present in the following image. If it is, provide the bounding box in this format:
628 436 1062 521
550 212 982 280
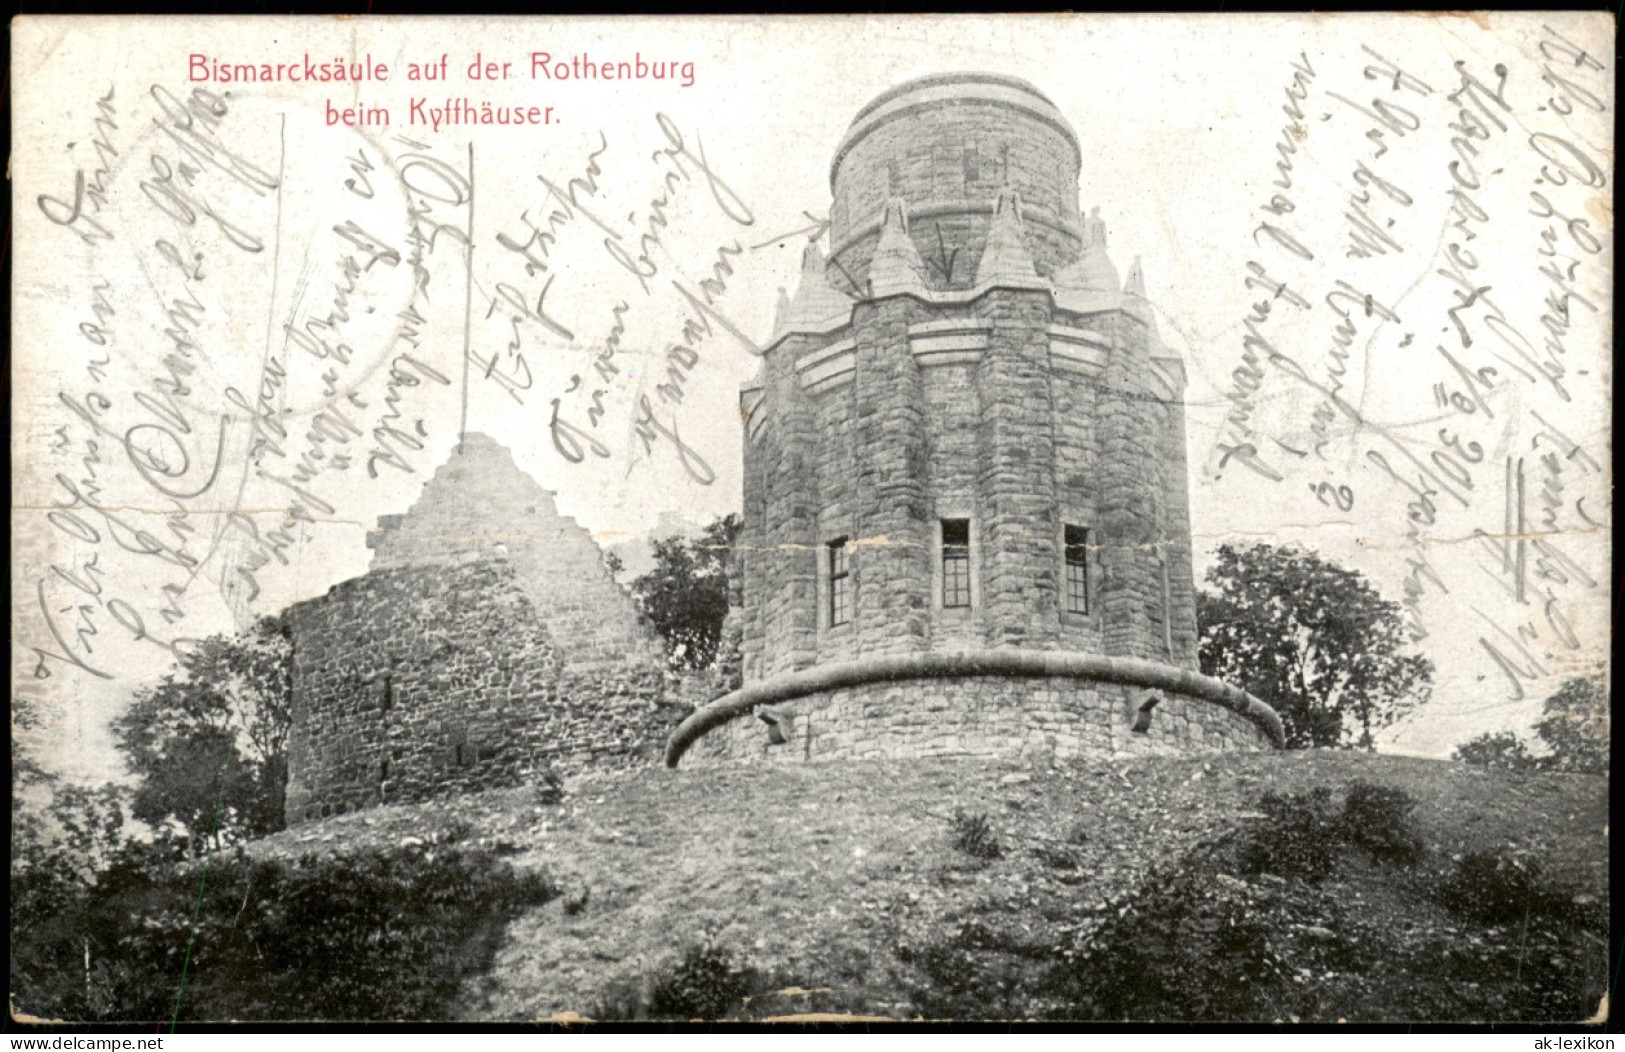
1240 788 1341 882
646 944 756 1020
1032 843 1079 870
895 919 1044 1020
1453 730 1538 771
1339 782 1424 865
1241 783 1427 882
950 810 1004 861
1035 849 1301 1022
587 975 649 1022
532 762 566 805
1435 852 1577 928
9 841 557 1022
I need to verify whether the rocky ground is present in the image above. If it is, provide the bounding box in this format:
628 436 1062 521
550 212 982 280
247 749 1610 1023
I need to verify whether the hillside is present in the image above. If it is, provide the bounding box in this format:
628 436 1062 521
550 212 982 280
249 749 1610 1023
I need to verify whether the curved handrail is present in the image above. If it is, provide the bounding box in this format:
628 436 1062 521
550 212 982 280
665 649 1285 767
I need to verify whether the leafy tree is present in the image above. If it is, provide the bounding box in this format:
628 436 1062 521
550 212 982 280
12 693 126 880
1197 543 1432 750
11 692 56 873
11 691 140 1020
1455 677 1608 775
11 839 555 1023
43 781 128 877
1532 677 1608 774
631 514 741 671
111 614 292 852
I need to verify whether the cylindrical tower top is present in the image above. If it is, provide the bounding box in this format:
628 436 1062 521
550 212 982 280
828 73 1086 290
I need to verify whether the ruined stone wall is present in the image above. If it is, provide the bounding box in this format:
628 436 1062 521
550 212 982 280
685 676 1267 768
283 557 677 827
368 433 663 672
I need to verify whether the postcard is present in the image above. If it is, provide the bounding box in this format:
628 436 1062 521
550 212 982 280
10 13 1612 1026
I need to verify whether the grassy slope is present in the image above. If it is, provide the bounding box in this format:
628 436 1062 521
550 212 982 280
249 749 1609 1022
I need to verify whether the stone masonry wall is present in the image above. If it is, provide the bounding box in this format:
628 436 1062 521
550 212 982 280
745 287 1187 676
850 297 933 660
754 337 820 680
974 288 1063 651
686 676 1266 768
283 557 677 826
922 359 983 653
368 433 662 672
830 74 1085 290
1051 333 1106 657
1157 372 1201 670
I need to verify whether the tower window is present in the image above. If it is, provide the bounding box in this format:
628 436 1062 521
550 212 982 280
963 144 980 186
828 538 851 627
1064 525 1090 614
941 519 971 608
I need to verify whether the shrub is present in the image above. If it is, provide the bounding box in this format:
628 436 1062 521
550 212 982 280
895 919 1042 1020
587 975 649 1022
950 810 1004 861
1435 852 1576 928
1240 788 1341 882
1042 864 1291 1021
1339 782 1424 865
532 762 566 805
1032 843 1079 870
562 886 591 916
9 841 557 1022
418 816 476 846
1453 730 1538 771
646 943 756 1020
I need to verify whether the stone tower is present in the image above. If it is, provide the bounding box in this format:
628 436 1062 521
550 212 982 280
282 435 673 825
668 74 1282 766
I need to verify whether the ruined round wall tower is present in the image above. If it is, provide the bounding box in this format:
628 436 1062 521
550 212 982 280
668 73 1282 766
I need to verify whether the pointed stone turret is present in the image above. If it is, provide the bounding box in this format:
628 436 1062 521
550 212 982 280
1052 206 1121 313
1122 257 1152 323
1123 256 1172 356
780 238 854 335
866 198 928 300
1125 257 1187 402
974 189 1043 289
772 286 792 335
